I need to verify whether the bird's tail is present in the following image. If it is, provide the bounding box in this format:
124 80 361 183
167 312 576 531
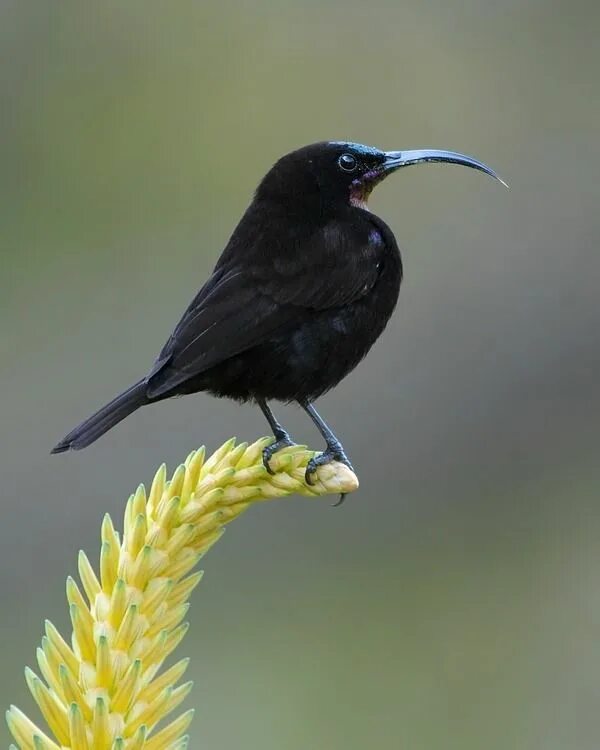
51 379 149 453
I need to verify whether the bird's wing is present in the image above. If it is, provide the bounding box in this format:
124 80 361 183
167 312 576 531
252 218 383 309
146 267 297 398
147 220 382 398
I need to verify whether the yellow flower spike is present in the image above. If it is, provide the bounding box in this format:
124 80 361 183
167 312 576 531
198 466 236 495
305 459 358 495
200 436 237 474
44 621 79 676
159 621 189 663
7 439 357 749
233 437 268 468
221 484 262 504
36 648 63 703
123 496 135 538
92 697 111 750
256 480 298 500
218 441 247 470
39 637 65 681
135 630 167 674
228 465 267 487
147 603 189 637
130 545 163 590
96 635 112 688
114 604 143 652
66 578 94 633
147 463 167 516
138 659 190 707
266 446 304 471
219 501 252 523
180 450 204 504
267 471 303 492
156 496 181 533
101 514 120 554
164 549 203 582
126 725 147 750
111 659 142 715
140 577 173 615
189 444 206 472
187 511 224 543
59 665 92 723
127 514 148 560
128 681 192 739
163 524 198 559
126 687 170 737
108 578 128 629
199 524 227 549
68 702 89 750
131 485 148 521
100 541 118 595
69 603 96 663
159 681 194 721
24 668 69 746
144 710 194 750
167 572 203 609
6 706 61 750
165 465 186 504
78 551 102 605
144 523 165 551
179 497 223 528
195 487 227 510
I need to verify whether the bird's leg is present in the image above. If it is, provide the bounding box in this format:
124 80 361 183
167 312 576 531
300 401 354 505
258 399 296 474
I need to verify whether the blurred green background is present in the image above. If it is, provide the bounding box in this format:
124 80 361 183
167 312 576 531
2 0 600 747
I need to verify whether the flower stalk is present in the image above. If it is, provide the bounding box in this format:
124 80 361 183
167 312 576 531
6 437 358 750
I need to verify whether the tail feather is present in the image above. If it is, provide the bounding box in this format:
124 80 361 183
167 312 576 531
51 379 149 453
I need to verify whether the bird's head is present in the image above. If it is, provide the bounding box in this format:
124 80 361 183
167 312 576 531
256 141 505 213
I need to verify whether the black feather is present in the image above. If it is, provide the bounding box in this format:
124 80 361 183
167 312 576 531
52 141 404 454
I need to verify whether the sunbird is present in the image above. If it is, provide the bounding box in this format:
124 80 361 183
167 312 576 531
53 141 503 501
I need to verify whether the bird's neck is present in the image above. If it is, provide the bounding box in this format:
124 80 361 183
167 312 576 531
349 194 370 211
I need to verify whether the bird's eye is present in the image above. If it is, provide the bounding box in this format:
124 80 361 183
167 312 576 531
338 153 357 172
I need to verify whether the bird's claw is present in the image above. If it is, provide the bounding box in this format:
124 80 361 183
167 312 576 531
262 433 296 474
305 447 354 507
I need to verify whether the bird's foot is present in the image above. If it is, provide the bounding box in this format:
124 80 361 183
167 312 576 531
305 445 354 506
263 432 296 474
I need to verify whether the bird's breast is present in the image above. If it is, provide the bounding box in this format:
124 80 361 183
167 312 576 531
282 241 402 399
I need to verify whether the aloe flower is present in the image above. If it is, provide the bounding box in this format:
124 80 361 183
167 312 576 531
6 437 358 750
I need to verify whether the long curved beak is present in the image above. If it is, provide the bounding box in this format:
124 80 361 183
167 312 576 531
383 149 508 187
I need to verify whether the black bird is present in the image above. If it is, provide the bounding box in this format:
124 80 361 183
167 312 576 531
52 141 503 497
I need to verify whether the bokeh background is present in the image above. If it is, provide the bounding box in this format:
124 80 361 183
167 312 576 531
2 1 600 748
